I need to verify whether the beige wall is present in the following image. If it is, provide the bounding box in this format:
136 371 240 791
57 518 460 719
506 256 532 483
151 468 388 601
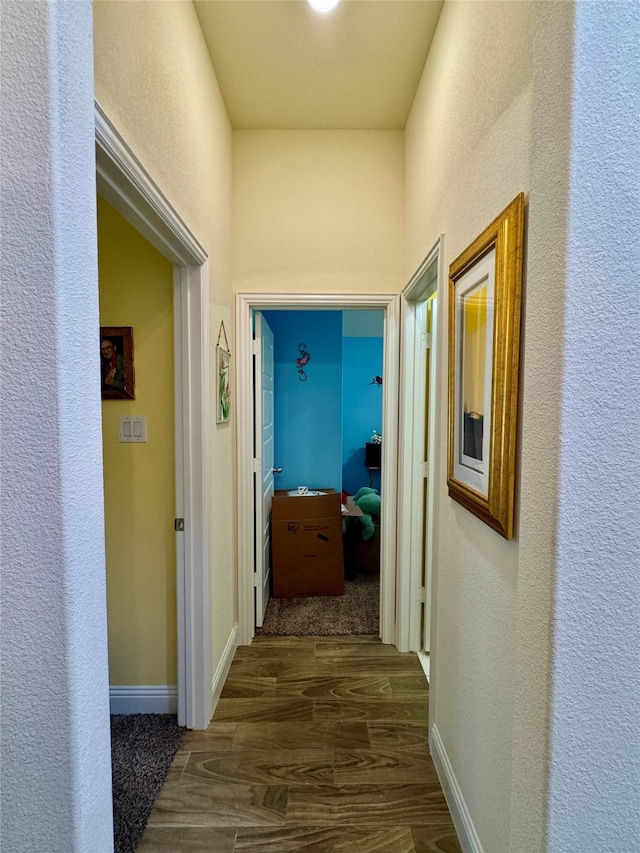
405 3 537 851
93 0 236 678
232 130 405 293
98 196 176 686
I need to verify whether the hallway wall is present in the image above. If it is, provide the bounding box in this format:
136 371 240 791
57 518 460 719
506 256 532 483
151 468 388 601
232 130 405 294
0 2 114 848
93 0 236 688
529 5 640 850
405 3 535 851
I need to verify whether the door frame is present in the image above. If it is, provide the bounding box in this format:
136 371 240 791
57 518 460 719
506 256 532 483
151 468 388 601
95 103 212 729
235 292 401 647
396 237 444 653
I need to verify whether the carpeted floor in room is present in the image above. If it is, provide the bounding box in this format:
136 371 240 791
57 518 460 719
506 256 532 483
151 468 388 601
257 574 379 637
111 714 185 853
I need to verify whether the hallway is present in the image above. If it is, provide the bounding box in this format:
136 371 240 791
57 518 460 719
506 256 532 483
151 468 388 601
138 636 460 852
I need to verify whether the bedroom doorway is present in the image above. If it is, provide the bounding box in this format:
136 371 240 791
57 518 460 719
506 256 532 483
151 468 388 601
235 293 401 647
253 308 384 637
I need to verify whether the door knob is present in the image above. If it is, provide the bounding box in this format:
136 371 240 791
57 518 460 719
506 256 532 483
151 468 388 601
272 467 282 474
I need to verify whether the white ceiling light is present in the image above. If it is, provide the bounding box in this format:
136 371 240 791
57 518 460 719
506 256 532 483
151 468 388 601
308 0 341 13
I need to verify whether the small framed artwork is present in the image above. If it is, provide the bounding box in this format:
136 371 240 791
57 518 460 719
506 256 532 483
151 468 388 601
217 345 231 423
447 193 525 539
100 326 135 400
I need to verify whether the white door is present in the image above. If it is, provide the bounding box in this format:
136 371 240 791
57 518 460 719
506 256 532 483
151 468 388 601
254 312 275 627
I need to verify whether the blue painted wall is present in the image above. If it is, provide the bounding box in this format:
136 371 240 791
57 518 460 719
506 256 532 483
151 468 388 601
342 335 383 495
260 310 383 496
262 311 343 492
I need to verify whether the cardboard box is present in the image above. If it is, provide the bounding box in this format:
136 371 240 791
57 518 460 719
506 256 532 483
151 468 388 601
271 490 344 597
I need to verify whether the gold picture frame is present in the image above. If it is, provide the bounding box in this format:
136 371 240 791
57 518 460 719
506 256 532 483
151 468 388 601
447 193 525 539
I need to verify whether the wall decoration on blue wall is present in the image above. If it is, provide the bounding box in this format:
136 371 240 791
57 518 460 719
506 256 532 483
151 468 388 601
263 310 343 492
260 309 383 495
368 375 383 387
296 343 311 381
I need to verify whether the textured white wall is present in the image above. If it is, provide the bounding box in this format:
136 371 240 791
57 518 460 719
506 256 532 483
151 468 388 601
93 1 235 679
232 130 405 293
0 2 113 850
510 4 575 849
546 3 640 849
405 4 533 851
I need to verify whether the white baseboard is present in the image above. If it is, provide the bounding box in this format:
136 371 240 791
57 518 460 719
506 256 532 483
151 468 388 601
109 685 177 715
210 623 238 717
430 724 485 853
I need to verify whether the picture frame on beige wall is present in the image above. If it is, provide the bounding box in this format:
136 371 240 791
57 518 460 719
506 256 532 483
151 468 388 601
447 193 525 539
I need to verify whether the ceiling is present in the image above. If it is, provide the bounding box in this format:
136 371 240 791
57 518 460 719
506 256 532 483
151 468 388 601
193 0 443 130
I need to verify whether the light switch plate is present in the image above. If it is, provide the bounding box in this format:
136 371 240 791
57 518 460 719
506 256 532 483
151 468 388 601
118 416 147 443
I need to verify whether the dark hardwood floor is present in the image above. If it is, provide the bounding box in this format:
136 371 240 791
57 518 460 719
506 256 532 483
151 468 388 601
138 636 461 852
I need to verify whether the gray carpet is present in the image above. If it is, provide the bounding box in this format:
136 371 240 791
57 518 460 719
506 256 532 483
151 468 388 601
257 573 380 636
110 713 184 853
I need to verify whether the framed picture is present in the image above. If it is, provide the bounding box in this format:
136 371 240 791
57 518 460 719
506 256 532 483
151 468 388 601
447 193 525 539
217 345 231 423
100 326 135 400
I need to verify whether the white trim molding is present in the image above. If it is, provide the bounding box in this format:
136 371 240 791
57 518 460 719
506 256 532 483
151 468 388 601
235 292 401 647
95 103 206 266
211 624 239 716
396 237 443 653
109 686 178 715
430 724 484 853
175 262 212 730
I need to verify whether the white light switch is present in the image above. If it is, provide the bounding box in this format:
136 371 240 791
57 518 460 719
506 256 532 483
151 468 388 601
119 416 147 443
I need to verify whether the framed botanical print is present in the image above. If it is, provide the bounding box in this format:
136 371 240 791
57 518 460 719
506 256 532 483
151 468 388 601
217 345 231 423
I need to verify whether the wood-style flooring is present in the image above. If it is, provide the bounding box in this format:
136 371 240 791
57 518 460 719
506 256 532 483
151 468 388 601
138 636 461 852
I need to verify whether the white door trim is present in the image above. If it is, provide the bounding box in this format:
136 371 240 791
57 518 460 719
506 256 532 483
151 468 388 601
397 237 443 653
235 292 401 647
95 103 212 729
94 104 206 266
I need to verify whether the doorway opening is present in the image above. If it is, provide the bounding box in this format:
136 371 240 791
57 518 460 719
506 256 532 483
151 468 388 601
397 237 443 677
97 197 178 718
235 293 401 647
253 308 384 636
96 104 212 729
